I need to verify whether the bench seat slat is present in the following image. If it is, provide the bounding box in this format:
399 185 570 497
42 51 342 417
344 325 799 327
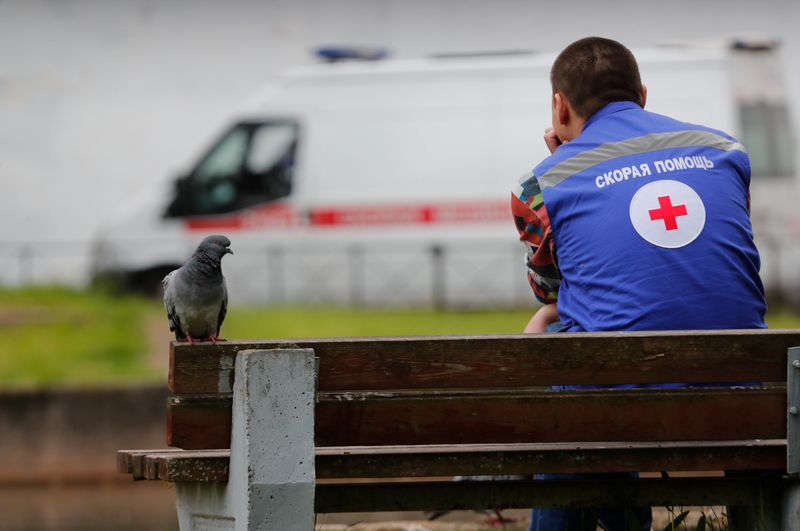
316 439 787 478
153 450 229 482
169 330 800 394
121 439 785 482
167 387 786 449
116 448 185 475
315 476 787 512
117 450 189 480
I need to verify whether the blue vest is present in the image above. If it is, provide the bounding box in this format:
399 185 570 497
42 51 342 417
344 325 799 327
534 101 766 332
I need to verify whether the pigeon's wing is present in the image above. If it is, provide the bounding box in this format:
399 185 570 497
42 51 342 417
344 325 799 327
216 277 228 337
162 270 185 340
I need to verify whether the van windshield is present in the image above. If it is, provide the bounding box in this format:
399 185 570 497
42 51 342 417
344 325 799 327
166 120 299 217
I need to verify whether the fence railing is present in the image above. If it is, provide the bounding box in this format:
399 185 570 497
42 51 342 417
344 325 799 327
0 241 92 287
225 242 533 308
2 238 799 308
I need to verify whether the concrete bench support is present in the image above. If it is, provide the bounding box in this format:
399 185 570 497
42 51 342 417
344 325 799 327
175 348 317 531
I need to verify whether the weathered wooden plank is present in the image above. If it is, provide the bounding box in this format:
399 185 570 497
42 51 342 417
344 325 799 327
130 452 148 480
117 449 184 474
318 387 787 446
135 451 196 480
315 439 787 478
169 330 800 394
128 450 184 480
130 440 786 482
117 450 138 474
166 395 232 449
167 387 786 449
150 450 229 481
314 476 786 512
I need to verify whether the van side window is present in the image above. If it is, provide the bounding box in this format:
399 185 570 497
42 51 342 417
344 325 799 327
166 121 299 217
739 102 794 178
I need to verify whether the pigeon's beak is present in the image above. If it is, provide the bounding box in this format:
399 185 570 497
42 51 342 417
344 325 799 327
226 247 234 255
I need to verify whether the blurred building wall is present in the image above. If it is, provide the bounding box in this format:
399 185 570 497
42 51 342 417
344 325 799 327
0 0 798 283
0 385 176 530
0 385 167 482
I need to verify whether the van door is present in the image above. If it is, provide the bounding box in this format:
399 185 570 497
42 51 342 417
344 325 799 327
166 120 299 218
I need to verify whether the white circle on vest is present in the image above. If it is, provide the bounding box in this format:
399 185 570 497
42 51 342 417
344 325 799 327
629 179 706 248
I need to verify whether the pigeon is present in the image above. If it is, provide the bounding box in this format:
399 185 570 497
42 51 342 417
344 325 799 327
162 235 233 343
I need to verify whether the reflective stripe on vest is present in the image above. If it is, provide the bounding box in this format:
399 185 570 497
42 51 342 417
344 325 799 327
538 130 747 190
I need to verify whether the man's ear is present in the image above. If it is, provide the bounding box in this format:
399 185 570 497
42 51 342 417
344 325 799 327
554 92 571 126
640 84 648 109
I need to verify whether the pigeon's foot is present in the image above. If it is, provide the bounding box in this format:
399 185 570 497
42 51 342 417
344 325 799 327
177 335 224 344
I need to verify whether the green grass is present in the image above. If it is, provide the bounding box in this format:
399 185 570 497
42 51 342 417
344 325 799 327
225 305 800 339
2 285 800 387
764 308 800 329
223 306 535 339
0 286 160 388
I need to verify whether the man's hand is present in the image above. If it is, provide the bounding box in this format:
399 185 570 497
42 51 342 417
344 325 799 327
544 127 563 154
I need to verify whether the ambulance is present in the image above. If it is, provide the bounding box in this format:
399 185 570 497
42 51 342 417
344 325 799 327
90 40 797 307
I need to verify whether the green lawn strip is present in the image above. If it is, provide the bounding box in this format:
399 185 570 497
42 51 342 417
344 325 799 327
0 286 160 387
765 309 800 329
223 305 800 339
222 306 535 338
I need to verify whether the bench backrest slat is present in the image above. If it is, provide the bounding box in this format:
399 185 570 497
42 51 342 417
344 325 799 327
169 330 797 394
166 330 800 457
167 387 786 449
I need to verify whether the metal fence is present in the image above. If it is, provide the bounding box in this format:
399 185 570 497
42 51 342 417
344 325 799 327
222 241 534 308
0 239 535 308
2 238 799 308
0 241 92 287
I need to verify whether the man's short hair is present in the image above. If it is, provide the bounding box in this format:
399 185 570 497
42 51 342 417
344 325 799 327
551 37 643 119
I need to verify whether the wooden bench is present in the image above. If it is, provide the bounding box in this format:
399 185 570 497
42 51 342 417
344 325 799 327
119 330 800 530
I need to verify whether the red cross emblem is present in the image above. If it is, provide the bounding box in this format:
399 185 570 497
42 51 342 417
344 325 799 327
648 195 688 231
630 180 705 248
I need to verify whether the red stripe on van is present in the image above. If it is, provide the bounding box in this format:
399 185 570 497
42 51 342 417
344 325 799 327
311 201 510 226
310 205 433 226
185 200 509 231
185 202 298 231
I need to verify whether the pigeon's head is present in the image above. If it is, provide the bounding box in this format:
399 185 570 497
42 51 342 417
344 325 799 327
197 235 233 261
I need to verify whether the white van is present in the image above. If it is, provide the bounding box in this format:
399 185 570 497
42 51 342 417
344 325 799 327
91 41 797 307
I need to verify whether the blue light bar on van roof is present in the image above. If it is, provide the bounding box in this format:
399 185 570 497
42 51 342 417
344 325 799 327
730 38 778 51
315 46 389 62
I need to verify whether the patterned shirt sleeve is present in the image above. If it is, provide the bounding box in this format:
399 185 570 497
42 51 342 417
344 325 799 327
511 171 561 304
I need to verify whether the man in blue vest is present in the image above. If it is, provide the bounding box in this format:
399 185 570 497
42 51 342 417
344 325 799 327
511 37 767 530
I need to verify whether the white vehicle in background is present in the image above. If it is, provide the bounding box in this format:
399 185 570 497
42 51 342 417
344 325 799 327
91 40 798 307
